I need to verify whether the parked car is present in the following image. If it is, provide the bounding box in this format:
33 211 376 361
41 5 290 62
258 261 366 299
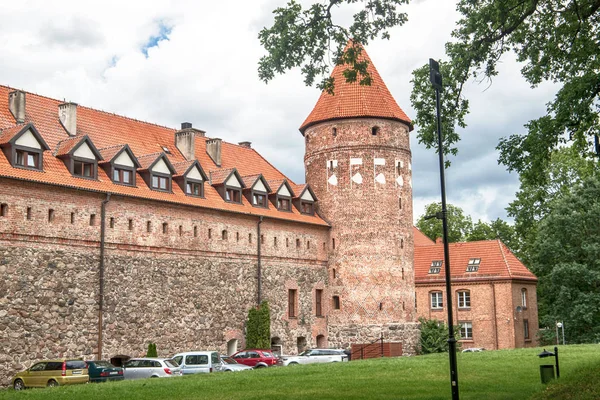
12 359 89 390
86 360 124 383
123 358 182 379
280 349 347 366
219 355 253 372
231 349 278 368
171 351 222 374
462 347 485 353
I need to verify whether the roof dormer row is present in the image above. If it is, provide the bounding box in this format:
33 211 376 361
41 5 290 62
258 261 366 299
0 123 317 216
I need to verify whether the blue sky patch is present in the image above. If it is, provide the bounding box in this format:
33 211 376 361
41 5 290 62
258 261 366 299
141 22 172 58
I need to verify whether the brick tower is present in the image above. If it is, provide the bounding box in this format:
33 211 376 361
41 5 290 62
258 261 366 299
300 43 419 352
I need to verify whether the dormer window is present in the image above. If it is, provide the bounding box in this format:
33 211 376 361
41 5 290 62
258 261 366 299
226 187 241 203
466 258 481 272
429 260 442 274
295 185 317 216
173 161 207 198
55 136 102 180
99 145 140 187
278 197 291 211
244 175 270 209
0 124 50 172
138 153 175 193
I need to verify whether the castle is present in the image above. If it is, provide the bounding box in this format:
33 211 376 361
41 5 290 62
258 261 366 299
0 43 537 385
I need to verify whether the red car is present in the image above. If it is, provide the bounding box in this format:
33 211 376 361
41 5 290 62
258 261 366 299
231 349 278 368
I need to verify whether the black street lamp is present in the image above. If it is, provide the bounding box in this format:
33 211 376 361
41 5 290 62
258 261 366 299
428 58 460 400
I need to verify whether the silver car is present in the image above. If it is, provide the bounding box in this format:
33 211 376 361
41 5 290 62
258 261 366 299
123 358 182 379
171 351 222 374
219 356 253 372
280 349 347 366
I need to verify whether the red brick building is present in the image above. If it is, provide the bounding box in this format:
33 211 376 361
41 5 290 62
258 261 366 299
414 228 538 349
0 42 536 385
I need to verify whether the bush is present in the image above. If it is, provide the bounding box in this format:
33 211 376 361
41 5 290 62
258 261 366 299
246 301 271 349
146 343 157 357
418 317 461 354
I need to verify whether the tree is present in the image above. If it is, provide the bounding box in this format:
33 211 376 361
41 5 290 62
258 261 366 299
466 218 521 255
418 317 461 354
410 0 600 176
530 174 600 343
146 343 157 357
416 202 473 243
245 301 271 349
258 0 409 93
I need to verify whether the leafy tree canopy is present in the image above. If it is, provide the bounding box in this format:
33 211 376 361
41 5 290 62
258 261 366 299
531 174 600 343
418 317 461 354
258 0 409 93
411 0 600 174
416 202 473 243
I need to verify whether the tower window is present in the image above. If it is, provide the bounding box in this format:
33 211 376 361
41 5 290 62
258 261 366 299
27 207 32 220
332 296 340 310
208 228 212 238
179 225 183 236
162 222 168 234
90 214 96 226
332 127 337 137
129 219 133 231
194 226 198 237
147 221 151 232
296 238 300 248
0 204 7 217
315 289 323 317
48 209 55 222
236 232 240 242
70 212 75 224
288 289 297 318
222 230 228 240
274 237 277 247
109 217 115 228
249 233 252 243
372 126 380 136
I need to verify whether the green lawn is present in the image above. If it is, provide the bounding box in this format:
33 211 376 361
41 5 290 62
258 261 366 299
1 344 599 400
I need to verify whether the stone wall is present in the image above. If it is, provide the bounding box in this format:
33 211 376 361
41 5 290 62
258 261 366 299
328 322 421 355
0 178 330 386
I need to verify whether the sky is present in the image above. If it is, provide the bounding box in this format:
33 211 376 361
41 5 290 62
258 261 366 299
0 0 558 223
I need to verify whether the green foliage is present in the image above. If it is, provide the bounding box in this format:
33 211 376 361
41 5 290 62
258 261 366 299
410 0 600 180
258 0 409 93
418 317 461 354
245 301 271 349
416 202 473 243
531 174 600 343
146 343 157 358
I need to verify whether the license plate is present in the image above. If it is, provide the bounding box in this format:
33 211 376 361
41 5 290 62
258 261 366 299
110 371 118 375
72 370 82 375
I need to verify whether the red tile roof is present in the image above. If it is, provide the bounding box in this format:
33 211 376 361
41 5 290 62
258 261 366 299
98 144 126 163
172 160 196 177
0 85 328 227
413 226 435 246
54 135 88 157
210 168 238 186
0 124 25 145
414 239 537 283
299 41 412 133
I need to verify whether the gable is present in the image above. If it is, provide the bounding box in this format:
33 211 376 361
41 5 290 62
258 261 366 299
113 150 135 167
151 158 171 174
300 189 315 201
14 129 42 149
253 179 267 192
226 173 242 188
278 184 291 197
186 165 204 181
73 141 96 160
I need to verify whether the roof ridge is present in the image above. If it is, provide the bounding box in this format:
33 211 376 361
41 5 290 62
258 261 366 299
0 84 178 132
248 148 297 186
497 239 513 277
98 143 126 151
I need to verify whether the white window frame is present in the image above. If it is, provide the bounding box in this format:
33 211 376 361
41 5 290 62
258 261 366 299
457 290 471 309
430 292 443 309
459 322 473 340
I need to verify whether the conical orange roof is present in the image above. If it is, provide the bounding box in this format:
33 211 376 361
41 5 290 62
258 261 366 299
299 42 412 133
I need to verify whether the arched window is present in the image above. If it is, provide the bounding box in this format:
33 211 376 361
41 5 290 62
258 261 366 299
521 288 527 308
332 127 337 137
457 290 471 309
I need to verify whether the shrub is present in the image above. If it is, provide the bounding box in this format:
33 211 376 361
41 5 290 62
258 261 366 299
246 301 271 349
146 342 157 357
418 317 461 354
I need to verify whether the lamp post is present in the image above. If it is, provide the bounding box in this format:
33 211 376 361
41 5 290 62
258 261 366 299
557 322 565 345
429 58 460 400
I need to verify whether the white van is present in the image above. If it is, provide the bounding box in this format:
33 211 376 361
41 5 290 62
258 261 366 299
171 351 222 374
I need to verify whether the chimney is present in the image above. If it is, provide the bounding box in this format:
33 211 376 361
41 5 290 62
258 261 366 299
175 122 205 161
8 90 26 123
238 141 252 149
206 138 222 167
59 102 78 136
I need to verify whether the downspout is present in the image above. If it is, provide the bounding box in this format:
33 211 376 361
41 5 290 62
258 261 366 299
98 193 111 360
491 282 499 350
257 216 263 306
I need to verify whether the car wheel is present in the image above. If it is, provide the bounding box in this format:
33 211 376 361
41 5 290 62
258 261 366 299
255 365 265 368
47 380 59 387
13 379 25 391
288 362 299 366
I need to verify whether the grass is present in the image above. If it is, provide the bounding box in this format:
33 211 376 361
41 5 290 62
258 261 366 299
1 344 599 400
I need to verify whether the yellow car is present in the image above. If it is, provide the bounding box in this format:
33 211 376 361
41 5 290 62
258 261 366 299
12 359 89 390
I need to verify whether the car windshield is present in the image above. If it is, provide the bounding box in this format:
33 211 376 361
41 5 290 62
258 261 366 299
221 357 237 364
299 350 311 356
262 351 274 358
91 361 114 368
165 359 179 368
